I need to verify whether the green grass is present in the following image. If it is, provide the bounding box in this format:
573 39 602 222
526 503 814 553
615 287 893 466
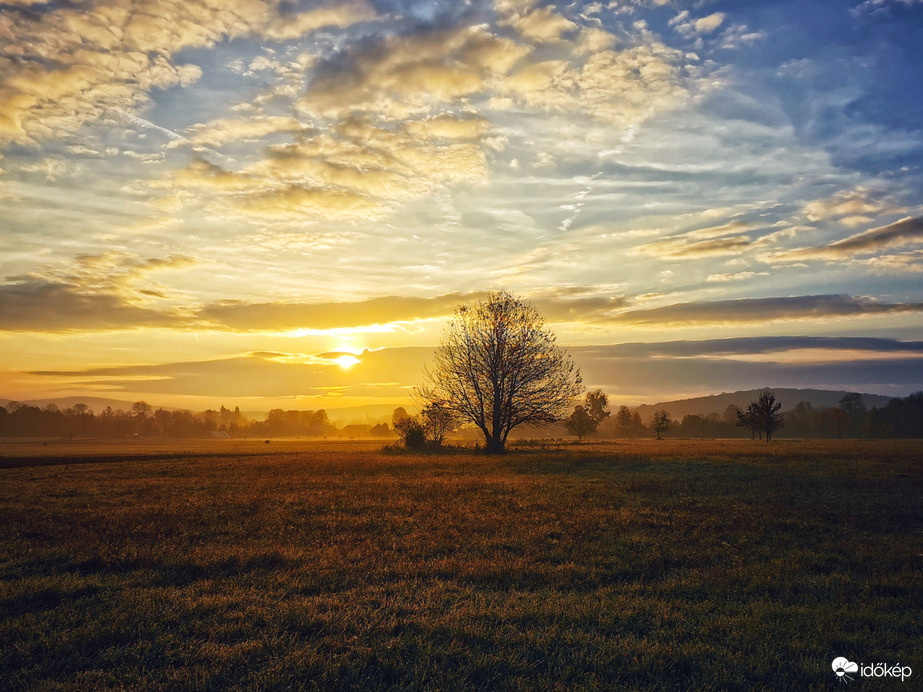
1 440 920 690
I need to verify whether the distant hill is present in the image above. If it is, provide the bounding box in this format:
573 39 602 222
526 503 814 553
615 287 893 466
633 388 895 422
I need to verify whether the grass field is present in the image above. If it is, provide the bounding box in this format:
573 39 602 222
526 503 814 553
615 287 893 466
1 439 920 690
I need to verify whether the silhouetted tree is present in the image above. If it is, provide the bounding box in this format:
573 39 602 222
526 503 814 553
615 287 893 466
565 390 610 441
565 405 596 441
419 291 582 453
838 393 866 438
751 389 784 442
392 407 410 428
393 414 426 449
649 410 670 440
584 390 610 427
615 405 633 436
722 404 742 425
736 404 758 439
420 400 456 446
785 401 821 438
132 401 152 418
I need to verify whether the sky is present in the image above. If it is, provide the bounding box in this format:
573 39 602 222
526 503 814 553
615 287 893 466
1 0 923 412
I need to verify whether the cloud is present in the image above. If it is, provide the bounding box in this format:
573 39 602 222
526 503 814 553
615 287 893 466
707 271 769 283
497 4 578 42
26 338 923 402
498 42 687 129
603 295 923 326
851 0 923 17
577 349 923 401
581 335 923 359
160 113 491 222
193 290 634 332
197 293 485 331
300 13 687 130
0 252 199 331
0 0 373 150
29 348 433 399
261 1 376 41
854 249 923 274
670 11 725 37
642 235 753 259
802 187 898 226
813 216 923 255
636 220 754 258
695 13 726 34
771 216 923 262
0 278 179 331
177 116 307 148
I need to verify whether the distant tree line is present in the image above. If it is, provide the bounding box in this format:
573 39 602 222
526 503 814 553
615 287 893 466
2 390 920 442
0 402 395 440
589 391 922 440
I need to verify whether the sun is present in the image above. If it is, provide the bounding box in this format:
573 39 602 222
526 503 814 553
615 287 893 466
334 354 360 369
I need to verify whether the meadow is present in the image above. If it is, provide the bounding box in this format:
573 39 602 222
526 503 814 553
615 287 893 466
1 439 920 690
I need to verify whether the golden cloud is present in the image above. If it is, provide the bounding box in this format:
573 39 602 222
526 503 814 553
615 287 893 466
802 187 899 226
499 43 687 128
0 0 373 149
769 216 923 263
300 12 686 130
27 252 199 307
160 109 491 222
498 5 577 42
604 295 923 326
177 116 306 148
638 234 753 259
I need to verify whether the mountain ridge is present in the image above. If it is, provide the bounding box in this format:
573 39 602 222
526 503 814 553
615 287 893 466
633 388 895 421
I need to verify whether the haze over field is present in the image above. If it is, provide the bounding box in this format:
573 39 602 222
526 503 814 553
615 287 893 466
2 0 923 410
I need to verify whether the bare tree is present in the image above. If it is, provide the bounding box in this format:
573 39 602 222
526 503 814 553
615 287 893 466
648 409 670 440
736 404 758 440
752 389 784 442
419 291 583 453
420 400 456 447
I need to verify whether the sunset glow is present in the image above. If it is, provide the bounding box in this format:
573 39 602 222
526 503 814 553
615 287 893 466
2 0 922 411
335 355 361 369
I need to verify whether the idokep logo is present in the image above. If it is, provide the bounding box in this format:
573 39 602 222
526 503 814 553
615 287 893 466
832 657 913 683
832 658 859 682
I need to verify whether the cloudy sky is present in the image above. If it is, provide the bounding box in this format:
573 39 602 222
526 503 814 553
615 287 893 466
2 0 922 411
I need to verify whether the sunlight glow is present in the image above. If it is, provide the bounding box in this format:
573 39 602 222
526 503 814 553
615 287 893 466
335 355 361 369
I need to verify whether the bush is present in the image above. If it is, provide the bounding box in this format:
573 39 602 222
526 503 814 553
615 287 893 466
394 415 427 450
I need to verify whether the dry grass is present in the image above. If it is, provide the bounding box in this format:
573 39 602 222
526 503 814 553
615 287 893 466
1 440 920 690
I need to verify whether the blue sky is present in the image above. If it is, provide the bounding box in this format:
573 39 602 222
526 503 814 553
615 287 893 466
1 0 922 409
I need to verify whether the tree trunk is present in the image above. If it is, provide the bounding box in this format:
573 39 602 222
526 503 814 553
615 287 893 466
487 432 505 453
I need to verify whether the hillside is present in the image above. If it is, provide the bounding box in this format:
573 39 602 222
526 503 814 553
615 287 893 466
633 388 895 422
